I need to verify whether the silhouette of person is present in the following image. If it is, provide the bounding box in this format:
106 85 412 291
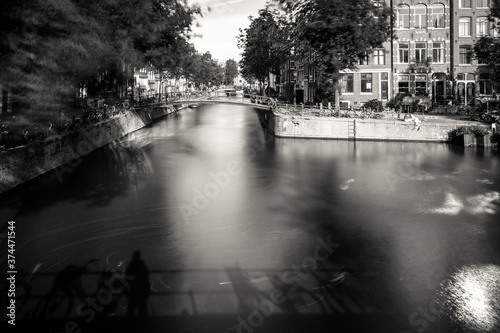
125 251 150 317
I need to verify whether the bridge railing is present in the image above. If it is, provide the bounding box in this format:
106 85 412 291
136 91 211 105
136 91 257 105
270 101 394 119
135 93 391 120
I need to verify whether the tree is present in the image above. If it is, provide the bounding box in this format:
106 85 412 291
276 0 392 111
0 0 200 113
0 0 112 112
224 59 239 86
189 52 224 88
143 1 201 78
474 0 500 80
238 5 291 96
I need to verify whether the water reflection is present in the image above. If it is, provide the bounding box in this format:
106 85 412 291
2 105 500 333
107 139 153 181
442 264 500 332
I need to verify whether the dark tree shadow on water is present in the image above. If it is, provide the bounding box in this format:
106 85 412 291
0 140 155 218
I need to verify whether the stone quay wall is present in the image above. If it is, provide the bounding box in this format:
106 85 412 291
0 105 183 194
272 113 488 142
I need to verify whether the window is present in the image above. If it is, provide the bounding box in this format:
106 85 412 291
459 45 472 64
361 73 372 93
359 53 368 65
398 75 410 94
399 43 409 63
398 5 410 29
415 75 427 96
342 74 354 93
381 72 389 100
431 4 445 28
460 0 471 8
415 42 427 63
459 17 471 36
477 0 489 8
479 73 493 95
477 17 489 36
432 42 444 63
414 5 427 29
373 49 385 65
308 67 316 82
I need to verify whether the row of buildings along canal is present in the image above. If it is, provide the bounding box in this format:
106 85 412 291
278 0 496 110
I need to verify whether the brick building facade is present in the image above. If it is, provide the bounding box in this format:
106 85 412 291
281 0 497 108
452 0 494 106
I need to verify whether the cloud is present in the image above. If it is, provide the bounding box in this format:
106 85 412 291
189 0 268 61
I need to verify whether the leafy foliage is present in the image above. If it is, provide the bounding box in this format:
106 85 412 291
238 5 291 93
474 0 500 79
224 59 239 86
183 51 224 88
313 82 336 104
474 36 500 80
470 125 491 136
281 0 392 73
364 99 383 111
386 93 408 110
276 0 392 110
0 0 200 112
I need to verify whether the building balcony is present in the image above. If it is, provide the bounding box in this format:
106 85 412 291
414 28 428 34
410 57 432 68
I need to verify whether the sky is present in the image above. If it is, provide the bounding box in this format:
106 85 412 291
188 0 270 63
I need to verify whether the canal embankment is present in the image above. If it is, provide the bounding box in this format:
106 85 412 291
1 104 497 194
272 112 495 142
0 105 184 194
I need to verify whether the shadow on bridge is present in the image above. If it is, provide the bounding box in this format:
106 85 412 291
0 251 434 333
11 313 414 333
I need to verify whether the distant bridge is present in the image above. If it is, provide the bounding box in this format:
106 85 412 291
170 98 272 110
137 94 273 110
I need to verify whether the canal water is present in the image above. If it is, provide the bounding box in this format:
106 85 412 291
1 104 500 332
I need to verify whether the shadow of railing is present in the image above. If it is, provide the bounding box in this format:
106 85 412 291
1 258 391 327
1 253 461 333
9 313 418 333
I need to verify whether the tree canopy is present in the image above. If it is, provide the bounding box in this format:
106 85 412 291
275 0 392 109
237 5 291 94
278 0 391 73
474 0 500 80
224 59 239 86
0 0 200 112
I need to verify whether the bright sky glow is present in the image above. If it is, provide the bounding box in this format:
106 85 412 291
188 0 270 62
